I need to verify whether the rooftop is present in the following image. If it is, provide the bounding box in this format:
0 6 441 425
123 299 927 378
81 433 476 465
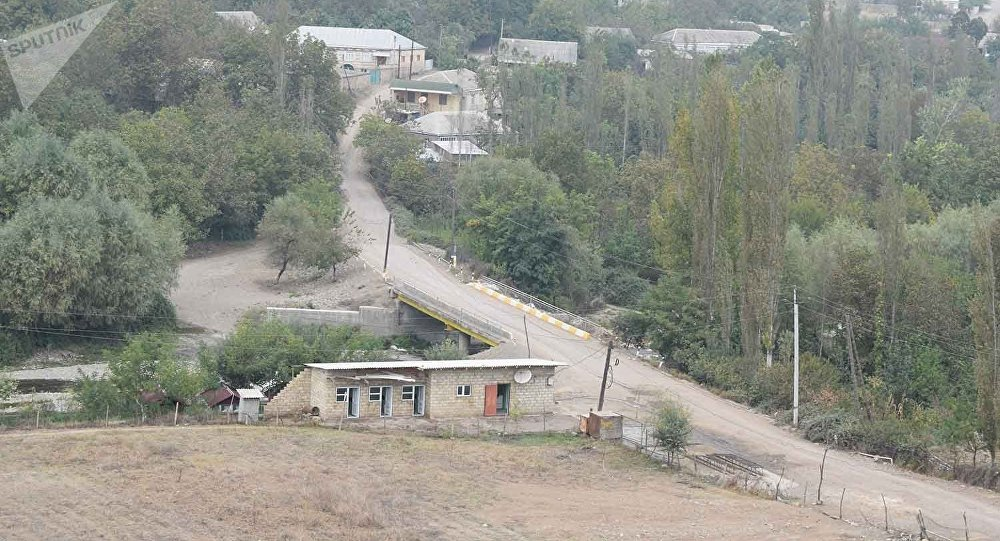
585 26 635 39
389 78 461 94
404 111 499 137
498 38 579 65
215 11 262 30
236 388 265 399
416 69 481 92
306 359 566 371
297 26 425 51
652 28 762 48
430 139 488 156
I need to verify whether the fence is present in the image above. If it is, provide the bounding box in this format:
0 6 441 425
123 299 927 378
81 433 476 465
392 281 513 344
476 276 612 340
614 414 982 540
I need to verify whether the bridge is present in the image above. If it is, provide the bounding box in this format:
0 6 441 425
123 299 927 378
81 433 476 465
392 281 512 350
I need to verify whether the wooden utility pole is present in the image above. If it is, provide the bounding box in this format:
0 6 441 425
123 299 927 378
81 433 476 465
383 214 392 273
597 340 613 411
845 315 866 420
523 315 532 357
793 288 800 428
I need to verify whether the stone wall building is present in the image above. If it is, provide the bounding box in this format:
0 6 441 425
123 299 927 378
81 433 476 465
267 359 564 421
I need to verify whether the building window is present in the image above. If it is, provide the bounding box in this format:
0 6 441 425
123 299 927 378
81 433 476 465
336 387 349 402
369 386 382 401
439 94 448 106
402 385 415 401
406 91 415 103
457 385 472 397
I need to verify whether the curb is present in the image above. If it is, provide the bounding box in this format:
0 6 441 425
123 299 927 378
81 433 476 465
471 282 591 340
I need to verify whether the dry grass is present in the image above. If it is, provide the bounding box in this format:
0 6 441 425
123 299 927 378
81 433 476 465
0 426 875 540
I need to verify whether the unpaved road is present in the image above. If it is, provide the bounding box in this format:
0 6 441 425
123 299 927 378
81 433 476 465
337 86 1000 539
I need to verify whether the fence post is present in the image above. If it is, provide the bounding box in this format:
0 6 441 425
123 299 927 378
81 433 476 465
174 402 180 426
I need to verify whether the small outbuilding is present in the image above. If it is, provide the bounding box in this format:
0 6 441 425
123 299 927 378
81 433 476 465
236 388 265 423
266 359 565 421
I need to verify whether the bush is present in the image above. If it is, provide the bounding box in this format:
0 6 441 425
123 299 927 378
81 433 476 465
0 330 32 367
654 400 692 465
423 339 466 360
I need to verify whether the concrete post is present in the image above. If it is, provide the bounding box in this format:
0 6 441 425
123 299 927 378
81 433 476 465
457 333 470 355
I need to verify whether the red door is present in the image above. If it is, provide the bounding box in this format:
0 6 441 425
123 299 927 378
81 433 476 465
484 384 497 416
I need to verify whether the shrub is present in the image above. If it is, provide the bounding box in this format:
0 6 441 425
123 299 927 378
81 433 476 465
423 339 466 360
654 400 692 465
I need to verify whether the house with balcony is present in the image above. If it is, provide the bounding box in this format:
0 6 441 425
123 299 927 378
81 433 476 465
390 79 462 116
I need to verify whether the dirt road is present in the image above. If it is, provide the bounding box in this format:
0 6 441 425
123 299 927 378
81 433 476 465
339 86 1000 538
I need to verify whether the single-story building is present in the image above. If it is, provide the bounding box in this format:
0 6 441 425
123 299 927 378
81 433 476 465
297 26 426 77
416 68 494 114
266 359 565 420
651 28 761 55
237 388 265 423
425 139 488 163
389 79 462 115
498 38 579 65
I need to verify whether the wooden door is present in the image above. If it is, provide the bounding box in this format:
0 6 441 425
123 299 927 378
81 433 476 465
484 384 497 416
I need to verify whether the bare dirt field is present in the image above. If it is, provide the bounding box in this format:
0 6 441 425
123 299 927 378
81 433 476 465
171 241 391 333
0 426 882 540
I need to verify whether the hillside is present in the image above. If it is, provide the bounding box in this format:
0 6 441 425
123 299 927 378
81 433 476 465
0 426 877 540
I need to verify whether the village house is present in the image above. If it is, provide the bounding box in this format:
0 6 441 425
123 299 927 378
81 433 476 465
389 79 462 116
296 26 427 79
266 359 565 421
498 38 579 65
651 28 762 55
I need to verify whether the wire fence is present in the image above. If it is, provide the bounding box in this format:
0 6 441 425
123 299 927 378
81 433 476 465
614 414 981 541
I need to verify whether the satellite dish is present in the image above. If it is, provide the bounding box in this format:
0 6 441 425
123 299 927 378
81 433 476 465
418 96 427 104
514 369 533 384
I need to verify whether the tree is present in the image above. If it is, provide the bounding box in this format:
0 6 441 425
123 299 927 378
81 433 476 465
108 333 210 413
0 131 89 219
258 190 358 284
69 130 153 208
0 192 184 331
970 212 1000 466
966 17 989 44
528 0 583 42
737 61 795 367
0 376 16 402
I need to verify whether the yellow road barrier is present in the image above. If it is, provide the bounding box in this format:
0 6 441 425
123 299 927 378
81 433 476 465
471 282 591 340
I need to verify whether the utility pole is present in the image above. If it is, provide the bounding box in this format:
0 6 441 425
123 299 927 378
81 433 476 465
793 288 800 428
523 315 532 358
449 180 457 264
382 214 392 273
408 40 415 79
597 340 613 411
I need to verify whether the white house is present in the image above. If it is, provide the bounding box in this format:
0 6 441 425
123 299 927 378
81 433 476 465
296 26 427 77
651 28 761 55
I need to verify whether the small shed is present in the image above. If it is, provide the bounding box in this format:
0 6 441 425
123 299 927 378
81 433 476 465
429 139 488 163
236 388 265 423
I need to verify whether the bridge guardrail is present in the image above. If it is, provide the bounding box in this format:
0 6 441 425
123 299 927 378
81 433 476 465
476 276 611 339
393 281 513 344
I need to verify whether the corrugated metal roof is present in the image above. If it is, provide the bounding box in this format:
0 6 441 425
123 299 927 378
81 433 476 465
585 26 635 39
215 11 262 29
416 69 481 92
236 388 265 399
306 359 567 371
404 111 498 137
431 139 488 156
498 38 578 65
389 78 460 94
297 26 425 51
652 28 761 48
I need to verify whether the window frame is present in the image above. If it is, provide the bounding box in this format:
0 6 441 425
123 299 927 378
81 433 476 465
369 386 383 402
456 384 472 397
336 387 349 403
439 94 448 106
402 385 415 401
